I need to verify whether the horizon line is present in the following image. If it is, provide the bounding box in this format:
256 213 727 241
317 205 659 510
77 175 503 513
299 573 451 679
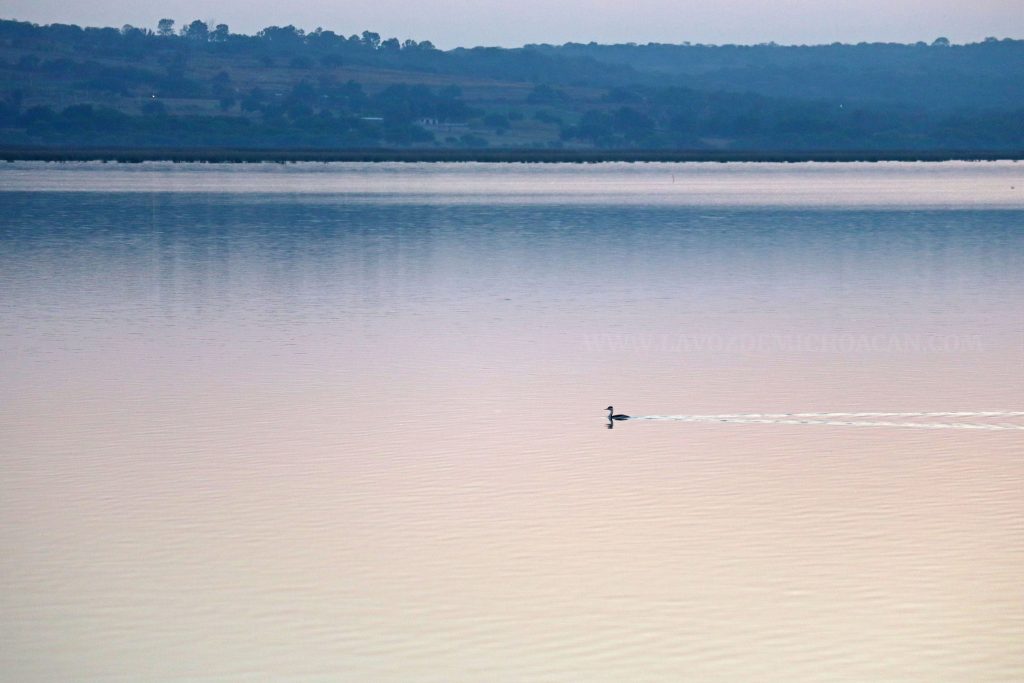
2 15 1021 51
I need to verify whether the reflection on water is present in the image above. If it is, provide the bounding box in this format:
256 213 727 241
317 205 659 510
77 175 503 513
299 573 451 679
1 163 1023 681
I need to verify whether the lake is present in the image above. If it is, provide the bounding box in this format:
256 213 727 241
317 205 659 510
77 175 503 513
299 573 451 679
1 161 1022 681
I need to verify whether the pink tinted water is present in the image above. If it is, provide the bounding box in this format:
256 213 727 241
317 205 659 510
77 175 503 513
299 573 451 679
1 162 1022 681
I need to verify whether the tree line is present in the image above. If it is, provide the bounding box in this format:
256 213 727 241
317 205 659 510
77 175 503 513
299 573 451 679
1 18 1021 152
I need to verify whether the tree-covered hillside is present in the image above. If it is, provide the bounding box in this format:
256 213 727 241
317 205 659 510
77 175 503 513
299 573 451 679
0 18 1021 152
531 39 1024 111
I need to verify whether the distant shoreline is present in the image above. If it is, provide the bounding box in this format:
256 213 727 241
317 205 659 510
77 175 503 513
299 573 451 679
1 148 1021 164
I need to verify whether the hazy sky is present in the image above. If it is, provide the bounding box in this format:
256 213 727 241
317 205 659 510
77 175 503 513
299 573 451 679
2 0 1021 48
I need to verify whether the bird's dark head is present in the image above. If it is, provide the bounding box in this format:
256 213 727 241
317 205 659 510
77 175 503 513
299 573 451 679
605 406 613 410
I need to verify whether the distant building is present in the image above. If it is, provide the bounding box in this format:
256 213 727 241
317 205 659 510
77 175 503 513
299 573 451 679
417 119 469 131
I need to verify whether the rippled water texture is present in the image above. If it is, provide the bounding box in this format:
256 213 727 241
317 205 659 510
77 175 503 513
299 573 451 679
1 162 1023 681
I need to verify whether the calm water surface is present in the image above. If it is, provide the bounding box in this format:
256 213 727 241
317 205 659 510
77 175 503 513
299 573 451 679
1 162 1023 681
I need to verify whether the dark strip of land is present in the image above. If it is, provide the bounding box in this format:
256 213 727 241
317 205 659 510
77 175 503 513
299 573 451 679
1 148 1022 163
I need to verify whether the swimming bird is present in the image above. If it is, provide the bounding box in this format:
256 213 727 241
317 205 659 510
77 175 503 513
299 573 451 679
606 406 630 420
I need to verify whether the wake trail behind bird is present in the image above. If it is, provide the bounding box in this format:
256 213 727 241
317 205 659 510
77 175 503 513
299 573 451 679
629 412 1024 431
647 411 1024 419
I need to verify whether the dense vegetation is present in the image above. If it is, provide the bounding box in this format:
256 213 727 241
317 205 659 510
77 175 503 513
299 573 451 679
1 18 1022 154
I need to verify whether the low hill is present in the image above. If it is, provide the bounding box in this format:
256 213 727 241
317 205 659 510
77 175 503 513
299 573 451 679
0 18 1021 152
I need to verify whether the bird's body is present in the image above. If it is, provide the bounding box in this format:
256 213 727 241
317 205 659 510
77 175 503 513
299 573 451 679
606 406 629 420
